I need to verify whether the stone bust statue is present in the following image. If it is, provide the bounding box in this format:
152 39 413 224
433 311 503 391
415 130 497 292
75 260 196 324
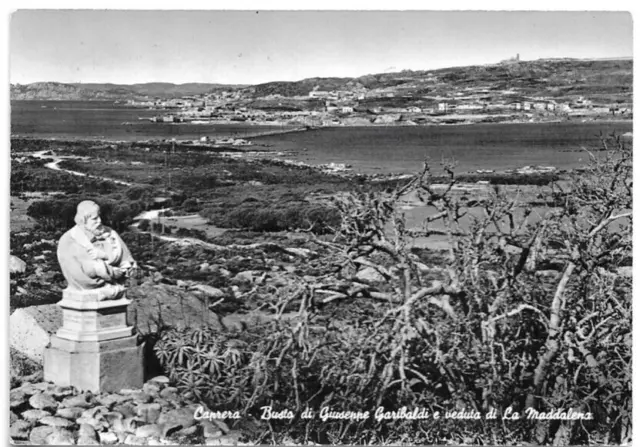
57 200 137 301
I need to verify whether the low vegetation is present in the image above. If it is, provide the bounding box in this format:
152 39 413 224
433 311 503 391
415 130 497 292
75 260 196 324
10 134 631 444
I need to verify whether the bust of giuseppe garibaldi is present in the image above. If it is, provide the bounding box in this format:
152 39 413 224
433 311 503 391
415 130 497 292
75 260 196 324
57 200 137 301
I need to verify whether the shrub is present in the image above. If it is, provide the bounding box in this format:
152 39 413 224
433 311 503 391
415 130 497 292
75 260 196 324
144 135 635 444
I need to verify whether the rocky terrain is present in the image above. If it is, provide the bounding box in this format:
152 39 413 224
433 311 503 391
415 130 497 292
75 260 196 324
10 373 250 445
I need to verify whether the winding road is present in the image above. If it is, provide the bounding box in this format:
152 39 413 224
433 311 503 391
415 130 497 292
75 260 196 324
31 150 133 186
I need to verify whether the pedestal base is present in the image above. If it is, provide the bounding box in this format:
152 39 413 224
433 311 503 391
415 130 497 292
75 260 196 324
43 334 144 393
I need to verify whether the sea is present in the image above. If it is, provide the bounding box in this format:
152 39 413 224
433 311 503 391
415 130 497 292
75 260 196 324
11 100 632 175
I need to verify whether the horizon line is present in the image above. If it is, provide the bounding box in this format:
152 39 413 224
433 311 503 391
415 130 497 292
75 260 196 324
10 56 634 88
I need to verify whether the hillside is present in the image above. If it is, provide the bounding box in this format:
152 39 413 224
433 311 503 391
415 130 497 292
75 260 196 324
244 58 632 102
10 82 244 101
10 58 632 103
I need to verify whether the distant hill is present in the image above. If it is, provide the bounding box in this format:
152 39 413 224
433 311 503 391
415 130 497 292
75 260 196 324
10 82 245 101
10 58 632 102
241 59 632 100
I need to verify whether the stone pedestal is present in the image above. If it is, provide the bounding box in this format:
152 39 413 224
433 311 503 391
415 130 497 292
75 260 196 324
44 289 144 393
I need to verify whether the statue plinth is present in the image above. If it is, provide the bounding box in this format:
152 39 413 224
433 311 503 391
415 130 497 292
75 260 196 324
44 289 144 393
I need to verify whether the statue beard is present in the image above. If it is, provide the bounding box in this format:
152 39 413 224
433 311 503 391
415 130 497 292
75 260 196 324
86 223 107 238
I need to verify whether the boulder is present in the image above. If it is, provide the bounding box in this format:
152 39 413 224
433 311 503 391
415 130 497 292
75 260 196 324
137 403 162 423
29 426 55 445
127 283 224 334
60 393 96 409
10 420 32 440
135 424 163 438
10 304 62 363
56 406 84 419
10 389 29 410
99 431 119 445
191 284 225 299
29 392 58 412
355 267 386 283
124 435 148 445
39 415 75 428
45 428 75 445
21 409 52 422
10 255 27 274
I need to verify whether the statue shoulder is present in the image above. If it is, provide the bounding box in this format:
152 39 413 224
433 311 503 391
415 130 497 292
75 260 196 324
57 227 80 256
58 227 76 246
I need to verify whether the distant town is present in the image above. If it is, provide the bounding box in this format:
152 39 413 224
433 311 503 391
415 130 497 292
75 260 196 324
122 56 632 129
12 57 633 130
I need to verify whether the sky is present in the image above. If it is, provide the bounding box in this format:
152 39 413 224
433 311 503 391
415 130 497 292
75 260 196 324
9 9 634 85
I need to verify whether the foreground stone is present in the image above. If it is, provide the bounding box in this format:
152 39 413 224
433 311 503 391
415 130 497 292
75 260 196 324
10 304 62 363
9 375 250 445
10 255 27 274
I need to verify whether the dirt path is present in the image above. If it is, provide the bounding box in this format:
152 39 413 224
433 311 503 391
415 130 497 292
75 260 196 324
32 150 133 186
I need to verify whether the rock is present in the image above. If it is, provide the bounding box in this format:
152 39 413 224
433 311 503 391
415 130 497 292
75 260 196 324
284 247 312 258
124 434 148 445
149 375 170 385
205 429 223 440
81 405 108 420
233 271 256 284
176 424 200 437
135 424 163 438
127 283 224 335
22 370 45 383
113 402 138 419
103 411 124 424
132 391 154 404
76 416 107 431
199 262 210 272
99 431 119 445
210 418 230 434
29 392 58 411
202 420 224 438
192 284 225 298
77 437 100 445
51 386 75 399
56 406 84 419
61 393 95 409
78 423 97 440
219 268 231 277
31 381 55 392
21 408 52 422
154 398 172 409
10 389 29 410
158 408 196 436
123 416 147 432
355 266 386 283
137 403 162 423
159 386 178 398
17 382 41 396
110 417 127 434
143 382 162 396
96 393 128 407
10 304 62 363
45 427 75 445
39 415 75 428
29 426 55 444
10 410 18 425
10 420 32 440
10 255 27 274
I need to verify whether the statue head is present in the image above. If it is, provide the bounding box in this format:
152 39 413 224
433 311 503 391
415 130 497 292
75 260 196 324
75 200 103 235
